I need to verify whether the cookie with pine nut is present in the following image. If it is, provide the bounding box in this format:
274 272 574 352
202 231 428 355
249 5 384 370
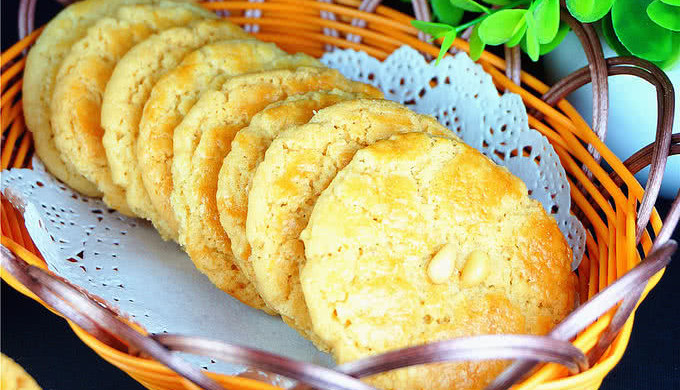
101 18 249 230
300 132 577 390
245 100 449 347
50 1 213 215
171 69 380 316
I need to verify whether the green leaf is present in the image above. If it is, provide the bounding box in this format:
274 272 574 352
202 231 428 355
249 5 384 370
449 0 490 13
612 0 677 61
533 0 560 44
524 12 540 61
647 0 680 31
484 0 513 4
436 31 457 65
431 0 465 25
566 0 615 23
661 0 680 5
469 24 486 60
600 12 633 57
506 20 528 46
411 20 454 37
478 9 527 45
522 20 569 55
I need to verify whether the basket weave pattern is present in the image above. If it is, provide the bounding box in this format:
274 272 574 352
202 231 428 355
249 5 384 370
1 1 678 389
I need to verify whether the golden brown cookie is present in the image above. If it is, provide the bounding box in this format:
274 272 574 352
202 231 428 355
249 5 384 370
1 354 41 390
300 132 576 390
136 41 320 240
216 90 368 281
22 0 195 196
50 2 212 215
245 99 450 344
101 19 249 226
171 68 380 313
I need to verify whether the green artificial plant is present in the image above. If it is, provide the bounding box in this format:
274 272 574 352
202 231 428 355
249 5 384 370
410 0 680 68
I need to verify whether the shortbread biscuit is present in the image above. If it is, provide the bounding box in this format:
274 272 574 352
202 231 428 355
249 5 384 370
217 90 365 280
50 2 212 215
246 99 450 342
22 0 194 196
300 132 576 390
171 69 380 313
101 19 249 224
1 354 41 390
136 41 320 239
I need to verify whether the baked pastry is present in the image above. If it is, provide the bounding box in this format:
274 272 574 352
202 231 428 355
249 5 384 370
171 69 380 312
101 19 249 223
217 90 368 280
246 99 451 343
22 0 191 197
300 132 577 390
50 2 212 215
1 354 41 390
135 41 320 240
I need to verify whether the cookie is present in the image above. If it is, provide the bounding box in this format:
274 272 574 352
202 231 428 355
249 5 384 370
136 41 320 240
1 354 41 390
245 99 450 342
216 90 367 281
300 132 577 389
50 2 212 215
101 19 249 224
170 69 379 313
21 0 190 196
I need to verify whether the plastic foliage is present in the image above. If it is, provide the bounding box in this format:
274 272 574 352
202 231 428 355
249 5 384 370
413 0 680 69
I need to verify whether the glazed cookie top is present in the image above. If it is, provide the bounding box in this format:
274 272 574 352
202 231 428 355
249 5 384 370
100 19 248 228
246 99 450 343
170 69 380 316
300 132 576 389
217 90 366 280
21 0 190 197
136 41 321 240
50 2 212 215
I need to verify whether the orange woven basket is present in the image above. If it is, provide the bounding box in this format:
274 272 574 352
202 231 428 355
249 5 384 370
1 1 678 390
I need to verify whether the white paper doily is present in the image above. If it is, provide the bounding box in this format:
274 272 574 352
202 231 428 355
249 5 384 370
1 46 584 378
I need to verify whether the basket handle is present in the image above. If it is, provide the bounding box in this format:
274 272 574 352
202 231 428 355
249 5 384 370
3 234 676 390
1 244 589 390
539 55 676 241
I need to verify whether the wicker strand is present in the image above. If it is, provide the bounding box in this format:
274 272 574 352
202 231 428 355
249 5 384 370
538 57 676 240
319 0 341 52
487 239 678 390
0 246 227 390
504 45 521 87
346 0 382 43
561 11 609 150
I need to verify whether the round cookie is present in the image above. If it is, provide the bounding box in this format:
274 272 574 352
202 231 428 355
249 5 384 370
21 0 194 196
300 132 577 389
216 90 367 281
1 354 41 390
171 69 380 314
245 99 451 342
50 2 212 215
136 41 320 241
101 19 249 224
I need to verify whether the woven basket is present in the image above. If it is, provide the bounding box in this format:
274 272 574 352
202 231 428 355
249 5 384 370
1 1 678 389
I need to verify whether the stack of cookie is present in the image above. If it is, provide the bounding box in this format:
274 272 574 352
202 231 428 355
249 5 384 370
24 0 576 388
